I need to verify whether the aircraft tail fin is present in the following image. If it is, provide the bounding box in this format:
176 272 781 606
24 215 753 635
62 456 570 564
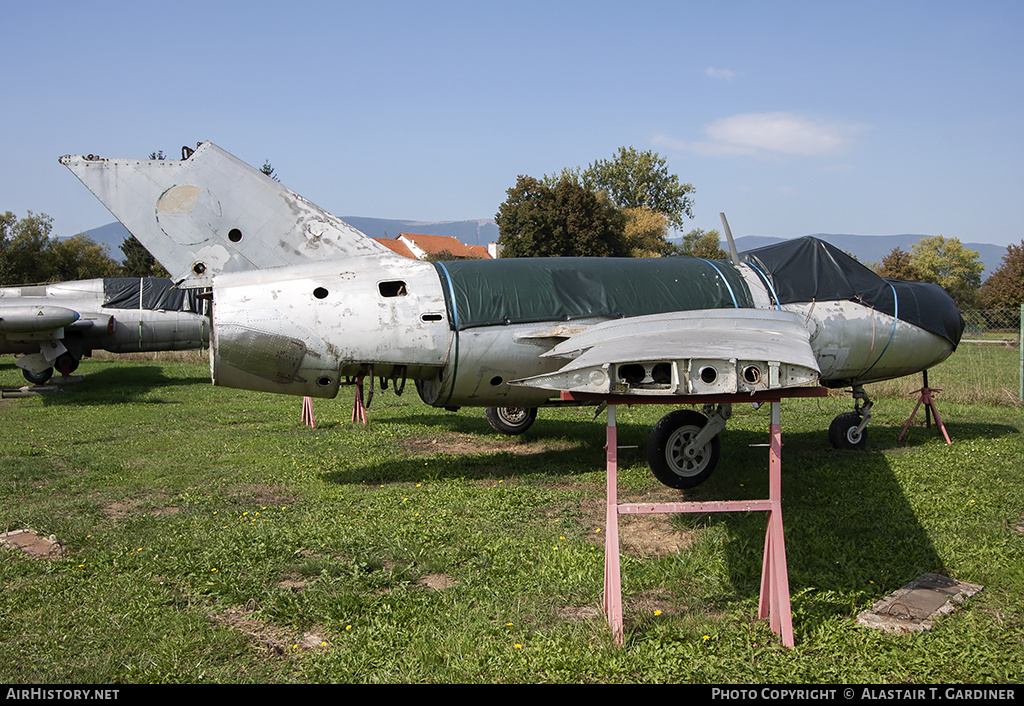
60 142 391 287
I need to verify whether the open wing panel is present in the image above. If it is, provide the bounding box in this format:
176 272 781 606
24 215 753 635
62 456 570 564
511 309 820 396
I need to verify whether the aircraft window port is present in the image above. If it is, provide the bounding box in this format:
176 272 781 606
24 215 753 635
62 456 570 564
228 228 243 242
699 365 718 384
490 376 504 386
317 376 332 387
378 281 407 297
421 313 443 322
192 262 206 275
313 287 329 299
742 365 762 385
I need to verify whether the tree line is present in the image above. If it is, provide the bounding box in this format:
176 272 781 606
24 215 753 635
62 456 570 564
0 211 170 285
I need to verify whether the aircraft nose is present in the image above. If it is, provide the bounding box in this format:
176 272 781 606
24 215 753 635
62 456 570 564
887 279 965 350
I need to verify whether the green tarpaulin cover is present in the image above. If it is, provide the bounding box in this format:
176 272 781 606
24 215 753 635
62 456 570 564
432 257 753 331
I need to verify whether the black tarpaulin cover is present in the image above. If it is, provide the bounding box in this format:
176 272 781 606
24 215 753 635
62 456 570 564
432 257 754 331
102 278 206 314
741 236 964 346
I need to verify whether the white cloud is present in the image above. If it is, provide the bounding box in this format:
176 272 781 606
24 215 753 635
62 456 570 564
705 67 738 81
657 112 868 158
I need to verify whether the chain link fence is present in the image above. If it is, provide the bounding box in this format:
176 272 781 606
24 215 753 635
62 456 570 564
961 308 1022 342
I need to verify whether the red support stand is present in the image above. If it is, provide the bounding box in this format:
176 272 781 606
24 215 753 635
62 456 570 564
350 377 369 425
577 388 827 648
301 396 316 429
898 386 952 445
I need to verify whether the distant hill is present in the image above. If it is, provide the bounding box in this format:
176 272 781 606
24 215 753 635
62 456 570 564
77 222 136 260
81 220 1007 279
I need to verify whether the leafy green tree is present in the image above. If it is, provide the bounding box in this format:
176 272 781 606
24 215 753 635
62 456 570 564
621 207 670 257
51 235 120 280
495 175 628 258
672 228 728 259
979 240 1024 309
261 160 280 182
579 146 695 231
876 247 921 280
120 235 170 278
542 146 695 257
1 210 57 283
1 210 119 284
910 235 985 308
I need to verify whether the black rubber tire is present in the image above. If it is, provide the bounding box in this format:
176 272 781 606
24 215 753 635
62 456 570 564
485 407 538 435
646 409 721 489
56 353 80 377
828 411 868 450
22 367 54 385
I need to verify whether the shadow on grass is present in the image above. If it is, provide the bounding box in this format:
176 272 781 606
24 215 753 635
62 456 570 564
653 422 994 637
31 364 209 406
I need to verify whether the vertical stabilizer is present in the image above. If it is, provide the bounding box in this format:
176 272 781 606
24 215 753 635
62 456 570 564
60 142 391 287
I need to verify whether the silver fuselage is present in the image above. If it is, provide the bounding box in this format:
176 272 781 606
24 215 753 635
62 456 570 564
209 254 958 407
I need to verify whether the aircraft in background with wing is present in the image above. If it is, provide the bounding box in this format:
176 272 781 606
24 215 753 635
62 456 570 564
1 277 209 384
60 143 964 488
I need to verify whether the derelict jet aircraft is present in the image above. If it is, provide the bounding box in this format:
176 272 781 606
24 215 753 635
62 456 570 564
1 277 209 384
60 143 964 488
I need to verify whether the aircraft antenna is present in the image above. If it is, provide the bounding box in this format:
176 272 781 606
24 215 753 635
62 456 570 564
720 212 741 265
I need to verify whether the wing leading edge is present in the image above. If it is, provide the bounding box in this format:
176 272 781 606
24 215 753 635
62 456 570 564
511 309 820 397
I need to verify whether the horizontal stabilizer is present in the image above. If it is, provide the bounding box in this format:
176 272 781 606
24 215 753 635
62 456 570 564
60 142 391 287
512 309 820 396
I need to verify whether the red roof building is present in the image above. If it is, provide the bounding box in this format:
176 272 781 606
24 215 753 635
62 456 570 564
372 233 492 260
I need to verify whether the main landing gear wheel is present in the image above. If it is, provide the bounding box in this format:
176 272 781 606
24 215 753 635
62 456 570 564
22 367 54 385
828 411 868 450
56 353 79 378
646 409 721 489
485 406 538 435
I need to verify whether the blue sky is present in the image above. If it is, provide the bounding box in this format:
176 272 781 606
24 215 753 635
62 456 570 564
3 0 1022 247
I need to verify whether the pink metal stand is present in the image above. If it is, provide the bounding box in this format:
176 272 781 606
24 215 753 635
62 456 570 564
566 387 827 647
301 396 316 428
898 386 952 445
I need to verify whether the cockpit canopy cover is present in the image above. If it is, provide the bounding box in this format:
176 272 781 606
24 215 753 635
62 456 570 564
741 237 964 347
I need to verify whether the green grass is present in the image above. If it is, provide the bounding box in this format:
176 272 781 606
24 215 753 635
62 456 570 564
1 356 1023 683
870 340 1022 406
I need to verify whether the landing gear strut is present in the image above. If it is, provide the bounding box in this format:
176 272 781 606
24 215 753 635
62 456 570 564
646 404 731 489
828 385 872 450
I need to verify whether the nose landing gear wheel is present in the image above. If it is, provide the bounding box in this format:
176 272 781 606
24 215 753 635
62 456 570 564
828 411 868 450
646 409 721 489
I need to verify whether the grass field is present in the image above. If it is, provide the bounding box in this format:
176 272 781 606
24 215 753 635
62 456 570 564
1 352 1023 684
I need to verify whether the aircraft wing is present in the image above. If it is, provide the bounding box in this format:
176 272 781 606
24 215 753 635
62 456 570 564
510 309 820 396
